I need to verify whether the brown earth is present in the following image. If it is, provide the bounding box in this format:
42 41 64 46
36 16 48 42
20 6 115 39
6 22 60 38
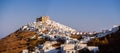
0 29 37 53
87 26 120 53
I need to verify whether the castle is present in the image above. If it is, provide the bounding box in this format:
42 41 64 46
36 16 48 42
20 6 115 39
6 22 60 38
36 16 50 23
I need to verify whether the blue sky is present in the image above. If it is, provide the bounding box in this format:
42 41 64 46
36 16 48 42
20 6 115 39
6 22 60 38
0 0 120 38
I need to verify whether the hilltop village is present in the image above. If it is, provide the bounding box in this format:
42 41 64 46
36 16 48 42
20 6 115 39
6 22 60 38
20 16 119 53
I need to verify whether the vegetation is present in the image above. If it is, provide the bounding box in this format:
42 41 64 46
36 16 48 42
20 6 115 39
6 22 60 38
70 34 82 40
87 37 109 46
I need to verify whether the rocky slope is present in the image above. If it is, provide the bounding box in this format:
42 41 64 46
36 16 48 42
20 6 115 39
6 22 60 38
0 29 37 53
87 26 120 53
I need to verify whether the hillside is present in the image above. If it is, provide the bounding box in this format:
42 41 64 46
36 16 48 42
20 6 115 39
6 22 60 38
0 16 119 53
87 26 120 53
0 16 77 53
0 29 37 53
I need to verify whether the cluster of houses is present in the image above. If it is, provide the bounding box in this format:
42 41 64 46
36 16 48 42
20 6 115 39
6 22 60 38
21 16 119 53
96 25 119 38
21 41 99 53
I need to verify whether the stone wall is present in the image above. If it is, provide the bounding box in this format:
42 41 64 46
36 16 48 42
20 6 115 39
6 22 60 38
36 16 50 23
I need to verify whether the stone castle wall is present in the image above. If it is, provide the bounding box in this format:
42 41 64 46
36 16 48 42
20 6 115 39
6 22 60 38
36 16 50 23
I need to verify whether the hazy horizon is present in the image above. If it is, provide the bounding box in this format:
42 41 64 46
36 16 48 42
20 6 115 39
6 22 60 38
0 0 120 38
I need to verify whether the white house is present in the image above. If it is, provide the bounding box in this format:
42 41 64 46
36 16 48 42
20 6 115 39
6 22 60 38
63 44 76 53
22 25 29 31
87 46 99 53
42 41 57 52
77 43 87 50
21 49 28 53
